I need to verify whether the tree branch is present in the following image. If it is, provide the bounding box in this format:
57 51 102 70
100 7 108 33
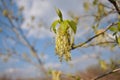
1 0 48 76
91 67 120 80
84 41 116 47
108 0 120 15
72 22 117 50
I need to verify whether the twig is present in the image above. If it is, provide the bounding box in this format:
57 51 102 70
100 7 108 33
72 22 117 50
1 0 48 76
84 41 116 47
91 67 120 80
108 0 120 15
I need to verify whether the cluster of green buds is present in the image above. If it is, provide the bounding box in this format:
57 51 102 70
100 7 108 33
51 8 77 62
55 24 72 61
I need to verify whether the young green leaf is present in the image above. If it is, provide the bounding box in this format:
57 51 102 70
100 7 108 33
109 26 118 32
117 37 120 46
92 24 99 33
3 9 9 17
83 2 89 11
68 20 77 33
93 0 98 5
58 21 69 34
55 8 63 21
99 59 107 70
117 22 120 31
0 28 2 32
51 20 59 33
98 3 104 15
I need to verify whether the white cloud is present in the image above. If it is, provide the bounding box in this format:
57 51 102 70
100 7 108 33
39 53 49 60
9 57 19 63
14 0 115 39
70 53 99 64
3 65 39 78
27 27 53 38
14 0 90 39
15 0 54 38
44 62 61 69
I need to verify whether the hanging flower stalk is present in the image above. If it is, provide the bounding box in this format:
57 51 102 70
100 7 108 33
52 70 61 80
51 8 77 62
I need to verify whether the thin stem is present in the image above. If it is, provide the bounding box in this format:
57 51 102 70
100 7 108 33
84 41 116 47
108 0 120 15
1 0 47 76
91 68 120 80
72 22 118 50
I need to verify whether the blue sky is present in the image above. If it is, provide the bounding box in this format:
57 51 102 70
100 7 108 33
0 0 120 78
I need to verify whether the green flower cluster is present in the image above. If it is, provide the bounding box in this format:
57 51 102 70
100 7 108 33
55 27 71 62
51 8 77 62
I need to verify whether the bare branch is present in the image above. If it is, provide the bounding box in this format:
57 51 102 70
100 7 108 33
1 0 48 76
84 41 116 47
91 67 120 80
72 22 118 50
108 0 120 15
